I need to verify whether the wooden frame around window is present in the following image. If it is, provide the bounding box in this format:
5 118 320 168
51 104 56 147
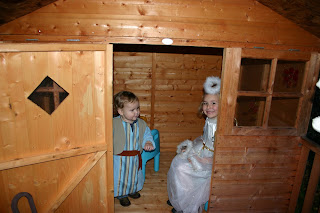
219 48 319 136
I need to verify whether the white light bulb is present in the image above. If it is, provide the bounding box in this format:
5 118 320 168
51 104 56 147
162 38 173 45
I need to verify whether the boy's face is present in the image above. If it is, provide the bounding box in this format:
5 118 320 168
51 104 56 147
202 94 219 119
118 100 140 124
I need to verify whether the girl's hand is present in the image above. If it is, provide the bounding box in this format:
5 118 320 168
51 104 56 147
197 156 213 164
144 141 155 151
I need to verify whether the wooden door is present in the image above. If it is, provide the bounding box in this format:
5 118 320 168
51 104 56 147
0 43 114 212
209 48 319 212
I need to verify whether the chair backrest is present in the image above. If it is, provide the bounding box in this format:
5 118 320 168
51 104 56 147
151 129 160 152
140 116 148 123
151 129 159 140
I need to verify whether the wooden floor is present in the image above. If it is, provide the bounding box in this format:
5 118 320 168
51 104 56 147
115 151 176 213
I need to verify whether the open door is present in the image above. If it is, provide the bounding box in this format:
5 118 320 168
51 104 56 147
210 48 319 212
0 43 114 212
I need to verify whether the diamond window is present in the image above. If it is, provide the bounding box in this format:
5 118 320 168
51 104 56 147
28 76 69 115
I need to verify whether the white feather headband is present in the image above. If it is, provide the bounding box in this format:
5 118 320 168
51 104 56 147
203 76 221 94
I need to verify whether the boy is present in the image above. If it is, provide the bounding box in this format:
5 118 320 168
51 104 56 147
113 91 155 206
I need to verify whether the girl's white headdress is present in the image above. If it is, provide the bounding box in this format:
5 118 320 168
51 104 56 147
203 76 221 94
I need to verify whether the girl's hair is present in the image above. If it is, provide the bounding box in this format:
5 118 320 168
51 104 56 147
113 91 139 116
197 91 208 118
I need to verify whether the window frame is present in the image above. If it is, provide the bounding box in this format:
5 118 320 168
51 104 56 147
220 48 319 136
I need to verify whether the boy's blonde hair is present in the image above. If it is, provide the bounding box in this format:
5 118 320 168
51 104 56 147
113 91 139 116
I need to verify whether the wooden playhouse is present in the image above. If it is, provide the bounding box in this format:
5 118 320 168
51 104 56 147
0 0 320 212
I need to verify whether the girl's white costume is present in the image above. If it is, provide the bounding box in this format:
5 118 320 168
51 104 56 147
167 117 217 213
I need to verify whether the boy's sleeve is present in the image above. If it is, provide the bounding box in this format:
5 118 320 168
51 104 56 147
142 126 156 149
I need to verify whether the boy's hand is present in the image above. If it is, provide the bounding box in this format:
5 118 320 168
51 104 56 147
144 141 155 151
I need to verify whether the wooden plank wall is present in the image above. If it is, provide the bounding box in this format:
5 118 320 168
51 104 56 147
0 50 105 160
113 51 222 151
209 48 320 212
0 0 319 51
211 135 301 212
0 46 110 213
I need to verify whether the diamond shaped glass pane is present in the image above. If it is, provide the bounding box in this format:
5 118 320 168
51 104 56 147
28 76 69 115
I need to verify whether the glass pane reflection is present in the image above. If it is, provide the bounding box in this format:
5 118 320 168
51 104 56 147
235 96 266 126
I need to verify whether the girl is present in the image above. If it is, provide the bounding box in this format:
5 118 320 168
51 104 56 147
167 76 220 213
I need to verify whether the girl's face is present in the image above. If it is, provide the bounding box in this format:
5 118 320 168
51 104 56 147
202 94 219 119
118 100 140 124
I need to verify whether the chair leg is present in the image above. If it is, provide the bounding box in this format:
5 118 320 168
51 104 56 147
142 163 146 180
154 152 160 172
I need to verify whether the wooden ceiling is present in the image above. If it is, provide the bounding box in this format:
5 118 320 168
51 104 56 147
0 0 319 39
257 0 320 39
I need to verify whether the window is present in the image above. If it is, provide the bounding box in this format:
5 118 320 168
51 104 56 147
28 76 69 115
231 49 314 135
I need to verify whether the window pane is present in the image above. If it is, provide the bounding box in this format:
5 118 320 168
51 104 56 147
28 76 69 115
268 97 300 127
235 96 266 126
273 60 305 93
239 58 271 91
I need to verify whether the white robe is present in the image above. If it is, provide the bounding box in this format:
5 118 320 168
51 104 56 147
167 117 217 213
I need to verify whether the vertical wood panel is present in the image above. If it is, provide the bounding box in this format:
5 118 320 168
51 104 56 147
105 44 114 212
301 153 320 213
0 52 29 161
93 51 105 143
23 52 54 153
72 51 96 145
218 48 241 135
150 53 156 129
262 58 277 128
49 52 75 152
298 53 320 135
288 145 310 212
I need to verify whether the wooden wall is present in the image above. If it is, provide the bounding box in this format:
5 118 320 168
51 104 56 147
0 44 113 213
212 135 302 212
0 0 319 51
211 48 320 212
113 48 222 151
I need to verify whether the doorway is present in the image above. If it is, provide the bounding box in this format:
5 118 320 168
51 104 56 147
112 43 223 212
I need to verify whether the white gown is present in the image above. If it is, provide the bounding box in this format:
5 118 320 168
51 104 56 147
167 117 217 213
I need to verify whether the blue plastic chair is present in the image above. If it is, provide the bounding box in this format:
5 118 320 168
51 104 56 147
141 129 160 179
